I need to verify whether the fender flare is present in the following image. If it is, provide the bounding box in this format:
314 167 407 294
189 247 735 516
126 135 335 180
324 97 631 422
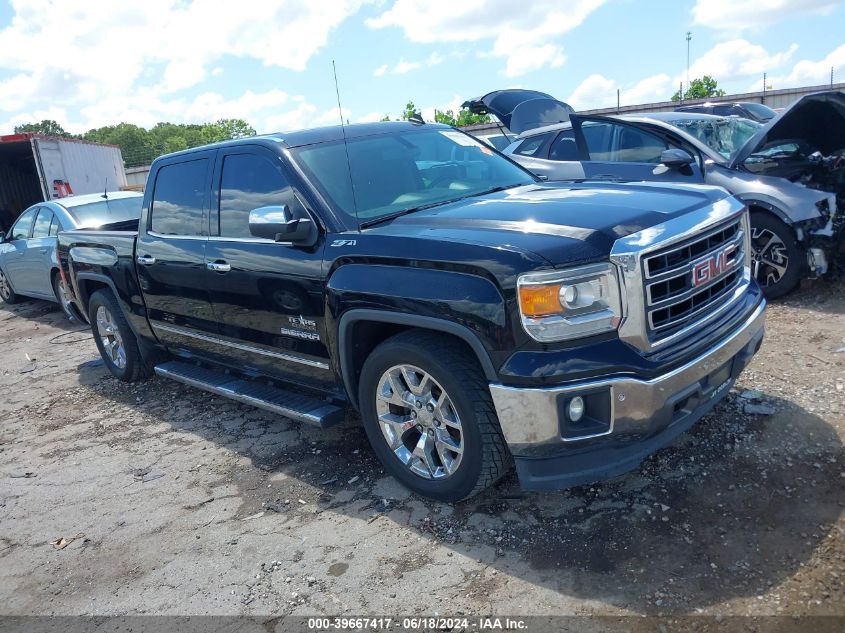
337 309 499 409
738 198 793 227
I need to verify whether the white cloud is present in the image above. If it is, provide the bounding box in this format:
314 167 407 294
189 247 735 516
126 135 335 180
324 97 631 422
393 58 422 74
692 0 840 31
0 0 370 131
377 51 447 76
765 43 845 89
503 44 565 78
366 0 606 77
566 73 672 110
684 39 798 84
357 111 386 123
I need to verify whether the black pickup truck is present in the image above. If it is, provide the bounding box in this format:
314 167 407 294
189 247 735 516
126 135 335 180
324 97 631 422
58 121 766 501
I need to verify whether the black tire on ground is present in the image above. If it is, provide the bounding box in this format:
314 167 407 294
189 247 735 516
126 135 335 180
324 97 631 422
52 273 76 321
749 211 804 299
0 267 19 305
87 289 148 382
358 330 511 502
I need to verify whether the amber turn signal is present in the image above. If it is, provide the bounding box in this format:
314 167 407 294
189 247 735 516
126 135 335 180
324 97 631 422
518 284 563 317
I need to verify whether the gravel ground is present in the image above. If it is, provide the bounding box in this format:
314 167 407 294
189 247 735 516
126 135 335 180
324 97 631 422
0 278 843 620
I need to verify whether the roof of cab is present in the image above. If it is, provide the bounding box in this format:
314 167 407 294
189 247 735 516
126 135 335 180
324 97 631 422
155 121 451 162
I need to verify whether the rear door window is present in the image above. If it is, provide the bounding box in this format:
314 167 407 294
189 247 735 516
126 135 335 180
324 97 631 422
31 208 54 238
217 153 294 239
512 133 552 157
150 159 209 236
11 209 36 241
548 130 580 160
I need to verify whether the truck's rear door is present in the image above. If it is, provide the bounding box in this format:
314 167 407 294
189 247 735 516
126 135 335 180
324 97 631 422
136 152 219 352
204 146 333 389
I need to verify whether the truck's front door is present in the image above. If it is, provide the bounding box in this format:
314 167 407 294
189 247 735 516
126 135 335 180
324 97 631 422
204 147 334 390
571 116 705 183
136 152 219 356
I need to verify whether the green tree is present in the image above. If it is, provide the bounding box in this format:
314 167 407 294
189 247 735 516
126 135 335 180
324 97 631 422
671 75 727 102
401 101 420 121
434 108 491 127
13 120 74 137
210 118 256 140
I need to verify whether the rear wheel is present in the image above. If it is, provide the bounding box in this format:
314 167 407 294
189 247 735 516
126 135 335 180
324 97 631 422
88 289 147 382
0 268 18 305
52 273 76 320
358 331 511 502
749 212 803 299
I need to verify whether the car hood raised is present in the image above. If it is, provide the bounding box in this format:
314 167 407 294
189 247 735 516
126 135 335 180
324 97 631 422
365 182 733 268
730 90 845 167
462 89 574 135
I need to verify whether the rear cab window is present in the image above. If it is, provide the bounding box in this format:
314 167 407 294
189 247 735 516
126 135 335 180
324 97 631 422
150 159 209 236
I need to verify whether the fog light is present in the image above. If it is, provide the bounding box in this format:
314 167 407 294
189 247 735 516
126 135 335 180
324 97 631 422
568 396 585 422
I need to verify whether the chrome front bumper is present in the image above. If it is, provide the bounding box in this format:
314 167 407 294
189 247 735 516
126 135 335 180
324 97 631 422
490 300 766 457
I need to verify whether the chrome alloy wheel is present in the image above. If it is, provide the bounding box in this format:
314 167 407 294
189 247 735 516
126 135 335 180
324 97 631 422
375 364 464 480
750 227 789 286
0 269 11 301
96 305 126 369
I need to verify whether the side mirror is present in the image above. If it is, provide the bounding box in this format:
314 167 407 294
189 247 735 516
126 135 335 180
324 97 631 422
249 205 316 245
660 148 695 168
0 231 5 243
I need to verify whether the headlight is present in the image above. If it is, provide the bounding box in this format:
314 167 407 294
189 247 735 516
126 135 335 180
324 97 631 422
517 262 622 342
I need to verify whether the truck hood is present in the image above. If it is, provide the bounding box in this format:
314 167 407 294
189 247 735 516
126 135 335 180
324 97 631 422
462 89 574 135
730 90 845 168
366 182 732 268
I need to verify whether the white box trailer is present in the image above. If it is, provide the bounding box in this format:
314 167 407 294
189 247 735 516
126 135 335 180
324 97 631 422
0 133 127 232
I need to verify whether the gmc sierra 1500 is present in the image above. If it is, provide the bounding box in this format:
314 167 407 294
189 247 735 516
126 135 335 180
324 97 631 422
58 121 766 501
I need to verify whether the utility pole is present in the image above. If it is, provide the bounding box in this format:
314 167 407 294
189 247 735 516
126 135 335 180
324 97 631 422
762 72 767 104
686 31 692 100
832 66 835 88
617 89 620 113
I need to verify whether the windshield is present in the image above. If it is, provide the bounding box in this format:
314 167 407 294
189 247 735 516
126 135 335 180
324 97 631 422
292 127 534 224
667 117 762 159
69 196 143 228
741 103 776 120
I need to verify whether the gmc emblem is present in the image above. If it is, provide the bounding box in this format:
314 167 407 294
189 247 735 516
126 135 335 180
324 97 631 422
691 244 737 287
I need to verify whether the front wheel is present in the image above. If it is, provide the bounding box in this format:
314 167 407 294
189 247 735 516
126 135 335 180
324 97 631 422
358 331 511 502
88 289 147 382
749 212 804 299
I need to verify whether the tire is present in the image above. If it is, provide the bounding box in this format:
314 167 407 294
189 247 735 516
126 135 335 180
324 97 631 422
358 330 511 502
0 267 19 305
52 273 76 321
749 211 804 299
87 289 147 382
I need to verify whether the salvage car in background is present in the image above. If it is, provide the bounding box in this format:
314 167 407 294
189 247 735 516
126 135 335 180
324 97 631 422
675 101 777 123
0 191 142 318
466 89 845 298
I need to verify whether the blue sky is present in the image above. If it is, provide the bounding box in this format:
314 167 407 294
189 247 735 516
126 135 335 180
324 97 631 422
0 0 843 135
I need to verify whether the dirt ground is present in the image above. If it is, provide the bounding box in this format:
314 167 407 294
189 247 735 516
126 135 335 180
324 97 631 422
0 278 843 621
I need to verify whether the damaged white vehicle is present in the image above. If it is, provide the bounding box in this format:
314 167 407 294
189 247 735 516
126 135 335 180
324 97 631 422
470 89 845 297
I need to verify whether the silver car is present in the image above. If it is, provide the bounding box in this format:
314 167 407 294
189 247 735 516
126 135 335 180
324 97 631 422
465 89 845 297
0 191 142 318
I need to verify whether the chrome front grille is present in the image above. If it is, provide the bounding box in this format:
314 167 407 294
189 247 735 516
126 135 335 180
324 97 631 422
643 217 746 343
610 198 751 354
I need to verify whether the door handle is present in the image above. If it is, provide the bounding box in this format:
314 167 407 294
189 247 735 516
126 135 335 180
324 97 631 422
207 261 231 273
40 249 48 254
136 254 157 265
